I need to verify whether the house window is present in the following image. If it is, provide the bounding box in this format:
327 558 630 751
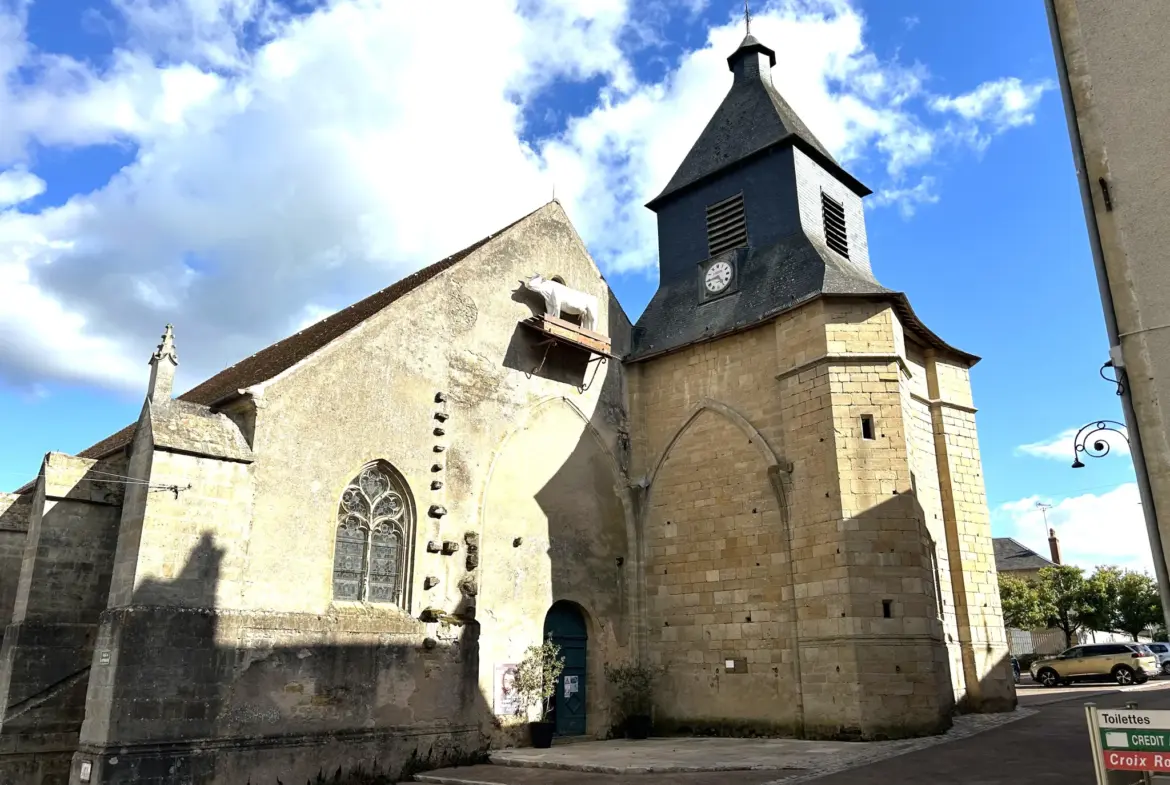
333 462 414 606
821 191 849 258
706 192 748 258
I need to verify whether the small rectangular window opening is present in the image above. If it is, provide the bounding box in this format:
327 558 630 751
860 415 876 441
821 191 849 258
882 599 893 618
706 193 748 258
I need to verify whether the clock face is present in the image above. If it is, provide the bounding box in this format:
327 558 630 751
705 261 733 293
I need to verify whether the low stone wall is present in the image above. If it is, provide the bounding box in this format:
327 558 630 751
70 604 490 784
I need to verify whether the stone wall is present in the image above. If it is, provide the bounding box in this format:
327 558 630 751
0 494 30 628
926 353 1015 711
73 603 483 784
902 347 965 701
643 406 796 732
0 453 125 785
627 296 998 739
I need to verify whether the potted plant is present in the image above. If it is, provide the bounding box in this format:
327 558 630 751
604 661 663 740
511 636 565 749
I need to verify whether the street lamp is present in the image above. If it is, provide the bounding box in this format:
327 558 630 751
1071 419 1129 468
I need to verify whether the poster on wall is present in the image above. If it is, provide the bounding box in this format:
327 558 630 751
494 664 521 717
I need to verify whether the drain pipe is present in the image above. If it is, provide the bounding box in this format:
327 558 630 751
1044 0 1170 635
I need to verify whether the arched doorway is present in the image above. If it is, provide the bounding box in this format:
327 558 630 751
543 601 587 736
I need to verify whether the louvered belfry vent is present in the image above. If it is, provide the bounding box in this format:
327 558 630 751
821 191 849 258
706 193 748 258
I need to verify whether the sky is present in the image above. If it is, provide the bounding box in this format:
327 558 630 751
0 0 1147 575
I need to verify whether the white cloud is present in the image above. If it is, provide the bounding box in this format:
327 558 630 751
0 0 1050 394
993 484 1153 575
0 166 44 207
931 76 1052 134
1017 426 1131 462
868 175 938 218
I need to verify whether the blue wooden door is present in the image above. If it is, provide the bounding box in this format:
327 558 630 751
544 601 587 736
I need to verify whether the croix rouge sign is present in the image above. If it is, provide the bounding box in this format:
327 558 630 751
1103 751 1170 772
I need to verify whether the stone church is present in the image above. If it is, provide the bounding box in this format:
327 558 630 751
0 31 1014 785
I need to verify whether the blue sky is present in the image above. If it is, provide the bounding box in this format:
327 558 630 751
0 0 1144 572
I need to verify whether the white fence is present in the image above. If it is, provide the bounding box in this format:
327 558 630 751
1008 627 1069 656
1007 627 1155 656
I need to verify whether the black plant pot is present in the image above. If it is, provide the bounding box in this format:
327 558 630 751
529 721 555 749
626 714 652 740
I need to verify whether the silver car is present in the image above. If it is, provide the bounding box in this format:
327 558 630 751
1145 642 1170 675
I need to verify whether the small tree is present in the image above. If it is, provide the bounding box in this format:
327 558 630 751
1036 565 1091 648
511 637 565 723
1116 571 1163 641
998 574 1046 630
604 661 663 720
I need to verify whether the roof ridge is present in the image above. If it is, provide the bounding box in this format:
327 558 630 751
70 202 551 464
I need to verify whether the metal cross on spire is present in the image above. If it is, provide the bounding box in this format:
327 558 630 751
744 0 752 34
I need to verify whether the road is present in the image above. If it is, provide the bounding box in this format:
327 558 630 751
810 680 1170 785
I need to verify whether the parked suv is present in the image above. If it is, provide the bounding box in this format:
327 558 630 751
1145 642 1170 675
1031 643 1158 687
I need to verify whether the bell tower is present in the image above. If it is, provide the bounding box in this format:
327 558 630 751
625 25 1016 741
632 32 884 360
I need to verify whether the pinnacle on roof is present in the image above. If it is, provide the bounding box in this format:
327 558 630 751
151 324 178 365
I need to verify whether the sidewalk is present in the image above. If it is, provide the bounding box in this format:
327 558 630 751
415 683 1170 784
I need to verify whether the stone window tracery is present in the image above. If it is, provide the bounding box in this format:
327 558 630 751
332 463 414 607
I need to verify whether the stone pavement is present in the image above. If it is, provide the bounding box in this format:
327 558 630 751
415 682 1170 784
415 706 1031 784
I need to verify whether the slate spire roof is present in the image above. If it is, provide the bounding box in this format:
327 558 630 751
647 33 866 210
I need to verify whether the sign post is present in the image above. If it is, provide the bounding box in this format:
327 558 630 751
1095 704 1170 780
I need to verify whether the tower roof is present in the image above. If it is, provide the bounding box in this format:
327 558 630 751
647 33 868 210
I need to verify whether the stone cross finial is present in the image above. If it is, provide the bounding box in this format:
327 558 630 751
147 324 179 404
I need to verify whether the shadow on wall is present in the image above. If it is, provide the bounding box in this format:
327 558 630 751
75 532 494 785
502 285 594 388
485 286 633 741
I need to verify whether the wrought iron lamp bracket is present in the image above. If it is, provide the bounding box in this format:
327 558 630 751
1071 419 1129 468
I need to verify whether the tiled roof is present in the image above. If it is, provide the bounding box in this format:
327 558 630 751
74 205 544 463
993 537 1056 573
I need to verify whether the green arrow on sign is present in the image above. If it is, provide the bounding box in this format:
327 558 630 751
1102 729 1170 751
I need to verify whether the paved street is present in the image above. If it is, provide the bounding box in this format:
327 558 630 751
416 682 1170 784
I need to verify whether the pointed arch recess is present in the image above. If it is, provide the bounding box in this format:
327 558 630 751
477 395 638 652
479 395 623 523
642 398 789 491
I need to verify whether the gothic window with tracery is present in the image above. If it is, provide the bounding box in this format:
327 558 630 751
332 463 413 606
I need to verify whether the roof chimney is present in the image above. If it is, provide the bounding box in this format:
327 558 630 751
1048 527 1062 565
147 324 178 405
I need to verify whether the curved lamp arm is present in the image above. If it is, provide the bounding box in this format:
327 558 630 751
1071 420 1130 468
